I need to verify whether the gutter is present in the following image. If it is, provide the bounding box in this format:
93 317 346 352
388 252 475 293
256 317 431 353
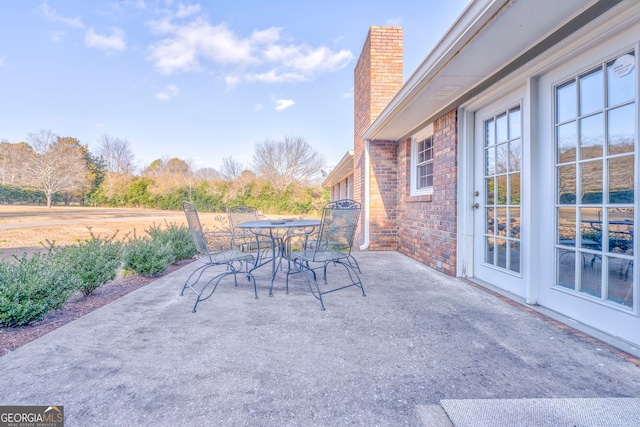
359 140 370 250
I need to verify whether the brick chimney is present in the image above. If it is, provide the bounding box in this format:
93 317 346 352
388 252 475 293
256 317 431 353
353 26 403 249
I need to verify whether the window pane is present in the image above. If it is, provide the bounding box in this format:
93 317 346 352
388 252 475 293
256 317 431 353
581 160 603 204
426 163 433 187
557 122 577 163
558 164 576 204
418 165 426 189
509 207 520 238
486 177 495 205
485 237 495 264
579 68 603 115
485 118 495 147
496 238 507 268
496 175 508 206
558 207 576 246
557 248 576 289
486 208 495 234
609 155 634 204
608 208 633 256
485 146 495 175
581 257 602 298
557 80 577 122
607 257 633 307
608 104 635 155
496 208 507 237
509 139 521 172
426 137 434 159
510 173 521 205
509 241 521 273
581 207 602 251
496 113 508 143
608 53 635 107
496 143 508 173
580 113 603 160
509 107 521 139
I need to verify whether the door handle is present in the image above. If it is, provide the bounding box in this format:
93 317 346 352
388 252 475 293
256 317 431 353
471 203 480 209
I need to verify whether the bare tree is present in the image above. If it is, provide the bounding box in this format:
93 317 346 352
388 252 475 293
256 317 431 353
252 136 324 191
0 141 31 186
23 129 89 208
98 133 135 174
220 156 245 181
194 167 220 181
142 157 195 198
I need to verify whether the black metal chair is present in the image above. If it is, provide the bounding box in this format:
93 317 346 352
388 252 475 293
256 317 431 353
285 199 365 310
181 202 257 312
227 205 276 262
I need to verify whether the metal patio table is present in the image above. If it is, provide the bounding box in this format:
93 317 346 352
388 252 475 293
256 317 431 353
235 219 320 295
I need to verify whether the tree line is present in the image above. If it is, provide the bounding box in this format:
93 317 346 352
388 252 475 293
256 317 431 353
0 131 328 214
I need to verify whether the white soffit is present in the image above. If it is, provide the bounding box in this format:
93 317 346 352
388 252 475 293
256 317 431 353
322 151 354 188
363 0 599 142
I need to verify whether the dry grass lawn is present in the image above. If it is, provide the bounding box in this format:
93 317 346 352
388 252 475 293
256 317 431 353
0 205 227 261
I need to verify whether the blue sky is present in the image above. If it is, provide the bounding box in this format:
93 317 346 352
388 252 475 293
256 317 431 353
0 0 470 172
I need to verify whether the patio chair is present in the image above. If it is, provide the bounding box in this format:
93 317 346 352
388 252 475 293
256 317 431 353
285 199 365 310
181 201 257 312
227 205 273 256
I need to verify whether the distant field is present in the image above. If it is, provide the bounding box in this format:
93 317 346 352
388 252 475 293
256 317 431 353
0 206 228 261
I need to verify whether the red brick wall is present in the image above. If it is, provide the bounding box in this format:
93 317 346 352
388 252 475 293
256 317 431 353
353 26 403 247
396 109 458 276
368 140 398 250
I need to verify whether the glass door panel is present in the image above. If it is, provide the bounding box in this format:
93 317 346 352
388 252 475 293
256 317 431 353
483 105 522 274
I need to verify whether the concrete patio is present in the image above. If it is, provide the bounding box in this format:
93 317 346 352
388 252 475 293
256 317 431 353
1 251 640 426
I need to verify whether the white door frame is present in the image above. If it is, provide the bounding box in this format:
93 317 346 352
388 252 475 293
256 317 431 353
458 82 535 303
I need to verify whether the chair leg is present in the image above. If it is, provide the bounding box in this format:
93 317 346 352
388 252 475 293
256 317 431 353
298 259 366 310
186 265 258 312
181 263 215 296
347 254 361 273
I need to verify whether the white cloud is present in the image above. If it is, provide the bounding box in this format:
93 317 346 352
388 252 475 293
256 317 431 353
51 30 65 43
176 3 201 18
275 99 295 111
146 11 353 84
39 2 84 28
135 0 148 10
85 27 127 52
228 69 308 86
343 88 354 99
386 17 403 26
155 84 180 100
148 18 256 74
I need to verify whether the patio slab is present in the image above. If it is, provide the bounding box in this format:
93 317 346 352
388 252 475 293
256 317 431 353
1 251 639 426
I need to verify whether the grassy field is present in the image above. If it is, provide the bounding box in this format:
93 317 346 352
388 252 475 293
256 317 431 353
0 205 228 261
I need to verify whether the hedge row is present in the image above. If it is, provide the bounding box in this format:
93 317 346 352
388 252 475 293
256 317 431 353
0 222 196 327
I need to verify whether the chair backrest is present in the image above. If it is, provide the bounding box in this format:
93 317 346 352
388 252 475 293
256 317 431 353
227 206 259 229
314 199 361 258
183 201 210 257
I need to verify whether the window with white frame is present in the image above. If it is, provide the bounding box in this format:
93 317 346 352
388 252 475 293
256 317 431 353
411 125 434 195
554 50 636 308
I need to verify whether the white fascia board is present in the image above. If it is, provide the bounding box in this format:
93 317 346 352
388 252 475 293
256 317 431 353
322 151 354 188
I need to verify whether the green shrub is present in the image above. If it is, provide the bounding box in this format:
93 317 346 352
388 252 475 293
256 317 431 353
146 221 195 261
123 233 175 277
0 253 81 327
60 231 123 296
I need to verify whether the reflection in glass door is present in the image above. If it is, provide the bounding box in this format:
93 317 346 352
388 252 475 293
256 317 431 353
483 106 522 274
555 51 636 308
